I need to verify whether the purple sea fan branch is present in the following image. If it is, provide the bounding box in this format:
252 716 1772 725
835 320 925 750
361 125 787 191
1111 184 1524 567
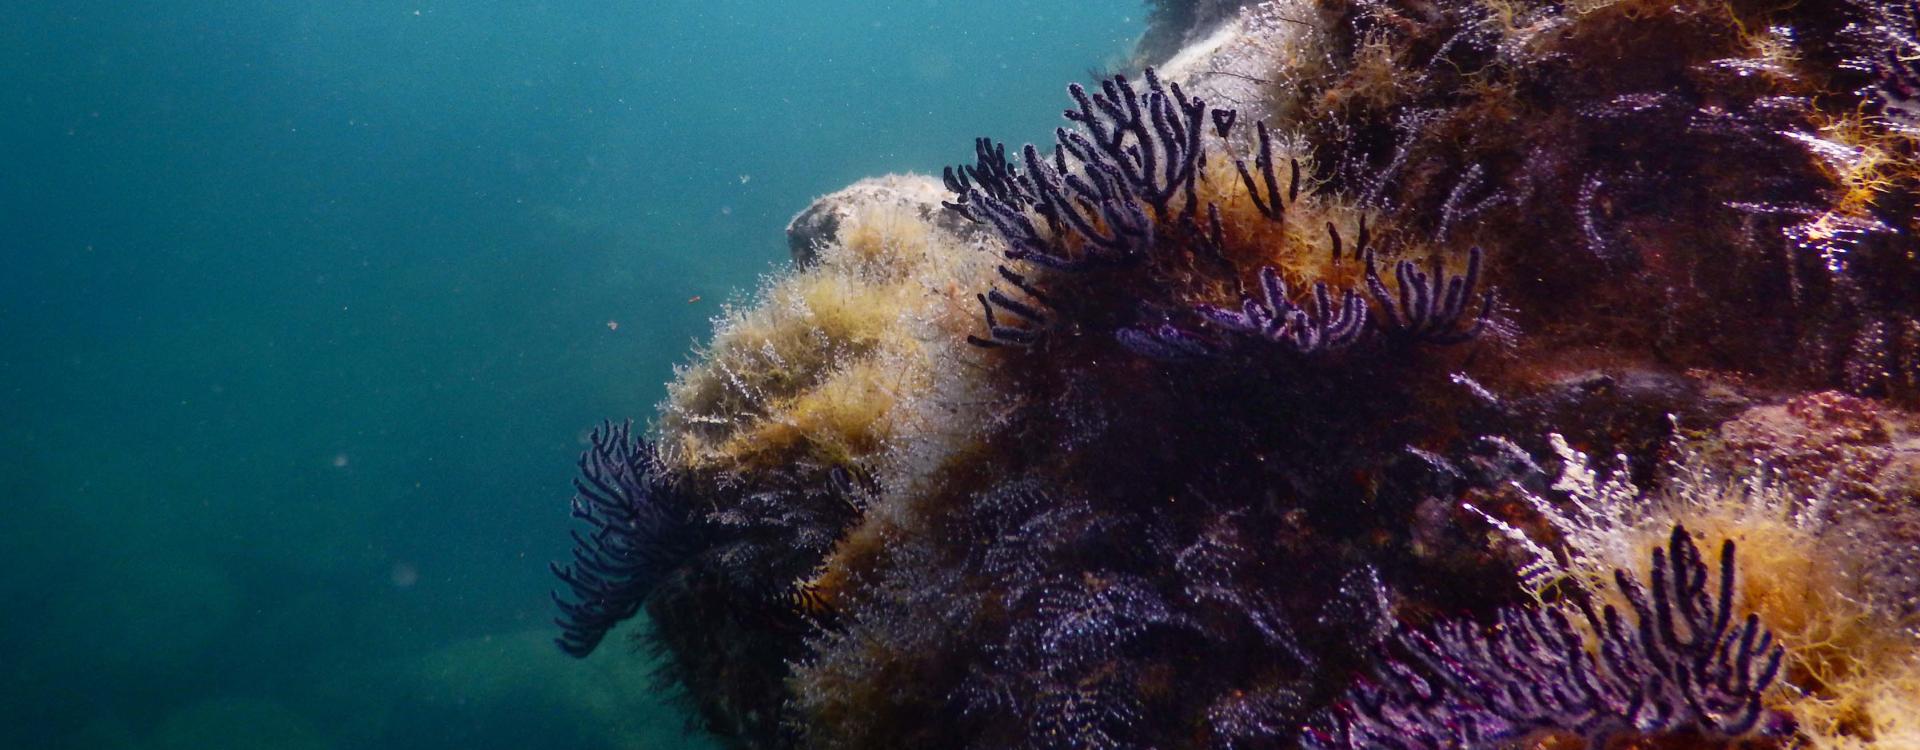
1116 321 1218 360
944 69 1255 349
1305 526 1793 749
966 287 1050 349
946 69 1216 269
1121 255 1369 361
1363 246 1495 344
1195 266 1369 354
550 420 707 657
1235 121 1300 223
1063 69 1209 218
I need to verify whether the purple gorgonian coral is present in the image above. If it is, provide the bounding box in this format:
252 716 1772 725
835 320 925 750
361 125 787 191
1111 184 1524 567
1307 526 1792 749
551 420 707 657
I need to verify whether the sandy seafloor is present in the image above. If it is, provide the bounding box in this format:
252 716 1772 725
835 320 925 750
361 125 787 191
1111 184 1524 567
0 2 1144 747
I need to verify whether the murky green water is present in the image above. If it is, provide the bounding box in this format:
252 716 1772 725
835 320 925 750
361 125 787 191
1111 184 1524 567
0 3 1142 747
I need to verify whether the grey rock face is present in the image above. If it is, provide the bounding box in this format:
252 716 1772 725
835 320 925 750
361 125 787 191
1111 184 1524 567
784 174 981 268
1136 0 1257 66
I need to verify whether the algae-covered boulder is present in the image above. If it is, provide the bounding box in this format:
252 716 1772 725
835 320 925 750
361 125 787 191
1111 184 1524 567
785 175 984 268
550 1 1920 747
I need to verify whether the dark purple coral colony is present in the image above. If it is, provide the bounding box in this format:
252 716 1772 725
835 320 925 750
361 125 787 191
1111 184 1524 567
945 65 1494 361
550 420 705 658
1307 526 1792 749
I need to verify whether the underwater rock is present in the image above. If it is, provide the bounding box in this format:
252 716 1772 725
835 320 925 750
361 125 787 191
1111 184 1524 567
784 175 981 268
599 168 1002 746
555 1 1920 748
148 697 333 750
1709 390 1920 503
1135 0 1260 69
55 718 140 750
52 554 241 674
403 630 690 750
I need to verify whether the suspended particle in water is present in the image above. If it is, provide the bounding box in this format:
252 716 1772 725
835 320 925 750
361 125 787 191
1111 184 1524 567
390 561 420 589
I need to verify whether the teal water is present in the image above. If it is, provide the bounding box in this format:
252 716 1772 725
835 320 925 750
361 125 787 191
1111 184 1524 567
0 3 1143 747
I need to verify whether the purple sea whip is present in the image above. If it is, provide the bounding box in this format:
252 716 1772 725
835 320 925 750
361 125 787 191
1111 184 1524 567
551 421 705 657
1307 526 1792 749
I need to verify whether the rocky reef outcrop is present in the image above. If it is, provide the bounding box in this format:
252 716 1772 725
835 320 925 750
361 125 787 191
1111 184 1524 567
552 1 1920 748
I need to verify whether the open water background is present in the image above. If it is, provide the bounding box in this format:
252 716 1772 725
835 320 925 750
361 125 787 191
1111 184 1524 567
0 3 1142 747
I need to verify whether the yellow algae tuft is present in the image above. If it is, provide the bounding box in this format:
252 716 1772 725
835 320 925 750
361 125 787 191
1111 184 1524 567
837 201 937 270
723 356 921 472
659 175 996 486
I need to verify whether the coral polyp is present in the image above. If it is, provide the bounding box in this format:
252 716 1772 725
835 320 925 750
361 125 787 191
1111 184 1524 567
551 1 1920 748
